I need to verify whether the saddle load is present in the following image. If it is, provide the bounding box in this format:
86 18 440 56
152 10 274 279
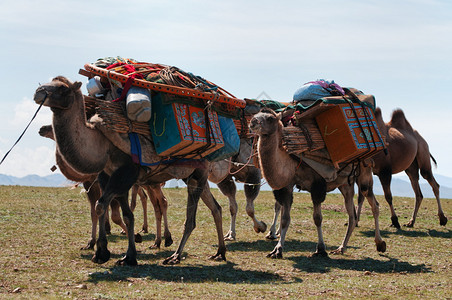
80 57 384 173
277 79 386 173
80 57 245 164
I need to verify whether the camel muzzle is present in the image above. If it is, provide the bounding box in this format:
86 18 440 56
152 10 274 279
33 87 49 105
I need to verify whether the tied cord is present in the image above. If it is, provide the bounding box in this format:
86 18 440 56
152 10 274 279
0 97 46 166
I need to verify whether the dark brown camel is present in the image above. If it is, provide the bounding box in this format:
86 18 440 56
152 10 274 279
357 108 447 228
250 108 386 258
38 124 130 249
34 76 225 265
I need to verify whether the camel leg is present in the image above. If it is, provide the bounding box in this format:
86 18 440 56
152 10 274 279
423 172 447 226
109 199 127 233
266 201 281 240
357 173 386 252
267 187 293 259
200 183 226 261
311 180 328 257
163 169 213 264
404 161 423 227
378 170 401 228
365 192 386 253
138 187 149 233
244 169 267 235
331 184 356 254
145 184 173 248
217 176 238 241
116 192 138 266
93 163 139 265
145 185 163 249
158 188 173 247
356 191 365 226
129 185 149 233
81 180 101 250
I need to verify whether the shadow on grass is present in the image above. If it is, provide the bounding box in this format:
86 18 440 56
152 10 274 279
227 239 359 254
359 228 452 239
288 254 431 274
87 260 283 284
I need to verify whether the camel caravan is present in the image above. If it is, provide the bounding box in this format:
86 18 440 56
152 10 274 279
33 57 447 265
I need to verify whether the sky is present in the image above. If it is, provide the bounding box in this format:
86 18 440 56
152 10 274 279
0 0 451 187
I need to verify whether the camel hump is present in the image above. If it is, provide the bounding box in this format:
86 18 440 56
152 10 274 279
390 109 413 131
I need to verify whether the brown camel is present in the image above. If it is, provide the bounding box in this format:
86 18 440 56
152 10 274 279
250 108 386 258
213 138 266 241
34 76 225 265
129 137 267 243
39 124 165 247
357 108 447 228
38 124 130 249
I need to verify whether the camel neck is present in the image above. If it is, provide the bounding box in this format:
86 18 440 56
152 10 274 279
257 127 297 190
52 96 110 174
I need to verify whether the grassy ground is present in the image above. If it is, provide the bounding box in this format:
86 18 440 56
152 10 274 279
0 185 450 299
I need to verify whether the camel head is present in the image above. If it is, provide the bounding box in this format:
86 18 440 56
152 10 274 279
249 108 281 136
34 76 82 110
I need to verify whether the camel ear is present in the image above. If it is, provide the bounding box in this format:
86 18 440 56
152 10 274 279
72 81 82 91
276 112 282 121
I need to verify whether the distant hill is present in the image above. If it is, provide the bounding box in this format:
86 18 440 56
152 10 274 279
0 173 69 187
0 173 451 199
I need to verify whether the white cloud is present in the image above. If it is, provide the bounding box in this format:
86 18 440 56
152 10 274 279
10 97 52 128
0 145 56 177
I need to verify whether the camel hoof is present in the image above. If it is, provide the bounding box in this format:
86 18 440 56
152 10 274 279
116 256 138 266
266 252 283 259
404 221 414 228
164 236 173 247
266 247 283 259
81 239 95 250
163 255 180 265
149 243 160 249
330 248 345 255
134 233 142 243
439 214 448 226
92 249 111 264
142 226 148 234
209 253 226 262
224 232 236 241
265 232 278 240
376 241 387 253
254 221 267 234
391 216 401 229
311 250 328 258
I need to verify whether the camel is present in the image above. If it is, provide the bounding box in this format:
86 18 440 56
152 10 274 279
128 136 267 247
39 124 129 249
212 138 266 241
39 124 167 248
250 108 386 258
34 76 225 265
356 108 447 228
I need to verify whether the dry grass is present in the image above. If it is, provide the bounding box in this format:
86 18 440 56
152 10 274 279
0 185 450 299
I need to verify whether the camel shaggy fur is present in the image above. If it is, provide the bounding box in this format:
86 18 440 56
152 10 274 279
34 76 225 265
250 108 386 258
357 108 447 228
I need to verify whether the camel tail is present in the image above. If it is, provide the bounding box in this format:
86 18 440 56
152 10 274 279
430 154 437 168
